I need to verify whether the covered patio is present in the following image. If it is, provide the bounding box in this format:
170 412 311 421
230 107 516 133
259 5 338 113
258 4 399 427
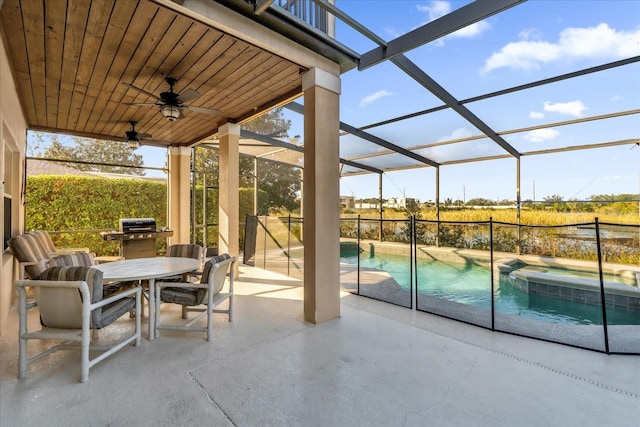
1 0 355 328
1 1 639 424
1 264 638 426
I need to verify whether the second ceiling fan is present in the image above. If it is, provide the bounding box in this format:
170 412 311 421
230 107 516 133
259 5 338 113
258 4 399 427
122 77 221 121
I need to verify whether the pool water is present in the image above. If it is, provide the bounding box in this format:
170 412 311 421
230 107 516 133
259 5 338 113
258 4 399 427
340 252 640 326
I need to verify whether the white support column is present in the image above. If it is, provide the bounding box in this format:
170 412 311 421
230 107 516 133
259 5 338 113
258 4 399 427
218 123 240 275
302 67 341 324
168 147 192 244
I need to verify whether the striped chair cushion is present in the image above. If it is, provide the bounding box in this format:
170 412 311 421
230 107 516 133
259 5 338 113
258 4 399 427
167 244 204 260
160 254 231 307
204 254 231 295
8 233 51 279
163 244 204 282
49 252 96 267
28 230 57 255
37 266 135 329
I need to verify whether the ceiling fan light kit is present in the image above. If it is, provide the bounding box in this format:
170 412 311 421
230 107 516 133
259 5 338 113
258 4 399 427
160 104 181 121
122 77 221 122
123 121 151 149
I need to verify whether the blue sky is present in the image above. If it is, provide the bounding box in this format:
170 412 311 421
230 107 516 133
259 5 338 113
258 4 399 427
29 1 640 203
282 0 640 202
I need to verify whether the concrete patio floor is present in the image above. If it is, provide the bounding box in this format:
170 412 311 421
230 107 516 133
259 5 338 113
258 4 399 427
1 265 638 426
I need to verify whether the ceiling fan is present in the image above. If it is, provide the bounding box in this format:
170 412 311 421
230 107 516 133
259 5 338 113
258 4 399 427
122 121 152 149
122 77 221 121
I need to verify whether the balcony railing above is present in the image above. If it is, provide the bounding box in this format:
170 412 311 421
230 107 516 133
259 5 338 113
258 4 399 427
276 0 329 34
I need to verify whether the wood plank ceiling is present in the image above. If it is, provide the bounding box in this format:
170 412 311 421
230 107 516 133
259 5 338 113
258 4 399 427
0 0 306 147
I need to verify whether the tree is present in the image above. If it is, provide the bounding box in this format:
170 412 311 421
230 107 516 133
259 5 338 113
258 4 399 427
242 108 292 137
193 107 301 214
543 194 567 212
34 132 145 175
543 194 564 203
466 197 495 206
256 161 301 214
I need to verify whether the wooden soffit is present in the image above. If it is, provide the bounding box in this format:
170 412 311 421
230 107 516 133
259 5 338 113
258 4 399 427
0 0 308 147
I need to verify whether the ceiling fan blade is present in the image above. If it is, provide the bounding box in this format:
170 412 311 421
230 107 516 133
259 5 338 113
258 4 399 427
121 82 162 101
124 102 159 107
176 88 201 103
138 132 152 139
138 139 172 148
186 105 222 116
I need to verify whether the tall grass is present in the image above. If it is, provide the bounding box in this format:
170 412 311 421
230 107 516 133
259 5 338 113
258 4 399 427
342 207 640 225
339 208 640 265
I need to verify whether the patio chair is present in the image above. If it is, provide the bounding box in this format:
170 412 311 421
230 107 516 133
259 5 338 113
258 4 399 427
165 243 204 280
167 243 205 260
155 254 236 341
15 266 142 383
29 230 90 256
48 252 133 296
8 231 90 280
9 233 54 281
48 252 96 267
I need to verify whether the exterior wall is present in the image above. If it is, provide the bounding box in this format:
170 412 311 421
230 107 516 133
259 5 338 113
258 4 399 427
168 147 192 244
302 68 341 324
0 33 28 336
218 123 240 276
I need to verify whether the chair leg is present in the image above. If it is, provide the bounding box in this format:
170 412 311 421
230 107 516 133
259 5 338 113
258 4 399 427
80 316 91 383
181 305 188 319
18 290 28 379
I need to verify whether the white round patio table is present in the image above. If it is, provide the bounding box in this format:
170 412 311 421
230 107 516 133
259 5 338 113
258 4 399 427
94 257 200 340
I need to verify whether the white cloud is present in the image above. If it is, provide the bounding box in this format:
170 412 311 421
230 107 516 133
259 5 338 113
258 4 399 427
359 90 393 107
543 100 587 117
437 127 473 142
452 21 491 39
384 27 401 39
529 111 544 119
610 95 623 102
416 1 490 44
483 23 640 72
523 128 559 142
417 1 450 20
518 28 543 41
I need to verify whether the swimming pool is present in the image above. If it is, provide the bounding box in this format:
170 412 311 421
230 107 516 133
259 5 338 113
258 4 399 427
340 251 640 326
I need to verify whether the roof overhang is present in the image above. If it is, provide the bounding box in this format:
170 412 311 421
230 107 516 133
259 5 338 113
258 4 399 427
0 0 355 149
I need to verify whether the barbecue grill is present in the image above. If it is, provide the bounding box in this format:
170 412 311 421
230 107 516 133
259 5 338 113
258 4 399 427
101 218 173 259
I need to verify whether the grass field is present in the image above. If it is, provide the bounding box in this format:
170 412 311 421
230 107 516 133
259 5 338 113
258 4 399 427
339 207 639 265
341 207 640 226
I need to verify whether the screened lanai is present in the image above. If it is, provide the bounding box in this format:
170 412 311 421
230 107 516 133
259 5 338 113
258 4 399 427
194 0 640 208
4 0 638 202
1 0 639 337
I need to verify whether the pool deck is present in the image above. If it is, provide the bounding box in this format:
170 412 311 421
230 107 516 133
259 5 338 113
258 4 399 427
1 264 639 426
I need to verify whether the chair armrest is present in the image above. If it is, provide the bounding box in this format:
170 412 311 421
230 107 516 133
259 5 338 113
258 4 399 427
17 260 47 280
91 285 142 310
52 247 91 254
156 282 207 289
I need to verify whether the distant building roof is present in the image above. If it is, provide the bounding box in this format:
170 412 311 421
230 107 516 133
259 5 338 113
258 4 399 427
27 159 95 177
27 159 165 182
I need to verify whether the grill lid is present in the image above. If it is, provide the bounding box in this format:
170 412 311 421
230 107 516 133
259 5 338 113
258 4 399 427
119 218 156 233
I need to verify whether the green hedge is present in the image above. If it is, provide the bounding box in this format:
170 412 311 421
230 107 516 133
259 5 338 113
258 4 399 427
25 175 259 256
26 176 168 256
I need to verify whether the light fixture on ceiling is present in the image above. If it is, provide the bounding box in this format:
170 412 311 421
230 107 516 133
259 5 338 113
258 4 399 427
123 121 151 149
160 104 181 121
